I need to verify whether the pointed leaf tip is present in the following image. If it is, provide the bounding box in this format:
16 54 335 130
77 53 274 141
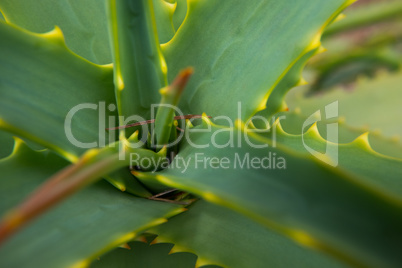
170 67 194 93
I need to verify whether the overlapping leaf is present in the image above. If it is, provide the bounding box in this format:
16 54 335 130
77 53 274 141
257 113 402 199
1 2 400 268
285 71 402 140
0 0 112 64
106 0 167 128
135 121 402 267
0 21 115 160
163 0 353 122
0 21 152 195
253 49 316 126
0 140 184 268
272 110 402 159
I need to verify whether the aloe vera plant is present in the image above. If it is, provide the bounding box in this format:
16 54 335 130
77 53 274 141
0 0 402 267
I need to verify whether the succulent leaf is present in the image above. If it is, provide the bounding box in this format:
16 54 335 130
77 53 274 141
259 115 402 200
163 0 354 123
0 21 150 195
286 71 402 140
107 0 168 132
135 123 402 267
0 0 112 64
253 48 317 126
275 110 402 160
0 21 115 161
0 134 173 241
0 140 184 268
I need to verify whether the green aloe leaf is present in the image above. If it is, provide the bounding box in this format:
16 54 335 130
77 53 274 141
135 122 402 267
163 0 353 122
286 71 402 140
90 240 197 268
0 21 152 195
0 21 115 161
0 0 112 64
107 0 167 128
258 115 402 199
0 140 184 268
274 110 402 160
253 48 317 126
153 200 348 268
